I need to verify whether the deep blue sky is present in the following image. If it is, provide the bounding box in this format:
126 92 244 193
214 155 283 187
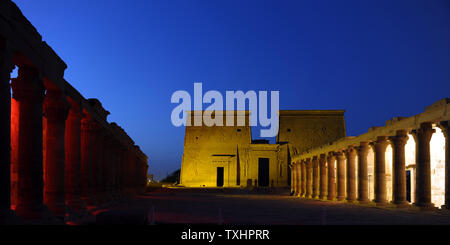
14 0 450 180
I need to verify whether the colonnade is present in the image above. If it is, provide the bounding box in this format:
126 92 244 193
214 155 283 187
291 104 450 210
0 1 148 223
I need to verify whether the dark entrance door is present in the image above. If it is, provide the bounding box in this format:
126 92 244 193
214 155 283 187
406 170 411 202
258 158 269 187
217 167 224 187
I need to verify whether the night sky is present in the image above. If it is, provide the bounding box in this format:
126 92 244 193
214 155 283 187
14 0 450 180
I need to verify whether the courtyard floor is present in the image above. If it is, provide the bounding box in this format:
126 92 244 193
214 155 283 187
94 188 450 225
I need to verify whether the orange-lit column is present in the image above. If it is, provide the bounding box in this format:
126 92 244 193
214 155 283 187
81 114 98 206
291 163 296 195
301 160 306 197
346 146 357 202
65 100 85 212
327 152 336 201
312 156 319 199
305 158 312 198
440 121 450 209
411 123 435 208
336 151 346 201
0 40 13 219
11 66 46 219
372 136 388 206
319 154 327 200
390 130 409 207
356 142 370 204
296 162 300 196
43 89 69 218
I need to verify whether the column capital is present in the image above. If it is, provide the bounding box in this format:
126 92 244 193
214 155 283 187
438 121 449 138
11 66 45 103
44 89 70 123
389 130 409 147
411 122 435 143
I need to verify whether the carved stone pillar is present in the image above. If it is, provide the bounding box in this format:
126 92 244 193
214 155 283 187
439 121 450 209
389 130 409 207
312 156 319 199
356 142 370 204
411 123 435 208
372 136 389 206
294 161 301 196
345 146 357 202
43 89 69 218
65 100 85 211
0 39 13 220
102 131 114 203
336 151 346 201
292 163 297 195
319 154 327 200
301 160 306 197
305 158 312 198
92 128 105 205
80 114 99 206
327 152 336 201
11 66 46 219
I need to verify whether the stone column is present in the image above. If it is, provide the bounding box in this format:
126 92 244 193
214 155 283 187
439 121 450 209
312 156 320 199
291 163 296 195
101 131 114 203
389 130 409 207
345 146 357 202
327 153 336 201
0 39 13 220
372 136 389 206
336 151 346 201
411 123 435 208
43 89 69 218
356 142 370 204
65 100 85 212
295 162 300 196
11 66 46 219
305 158 312 198
301 160 306 197
319 154 327 200
92 128 105 204
80 114 99 206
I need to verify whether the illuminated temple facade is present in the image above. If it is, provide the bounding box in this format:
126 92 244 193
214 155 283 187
0 1 148 223
291 98 449 210
180 110 346 188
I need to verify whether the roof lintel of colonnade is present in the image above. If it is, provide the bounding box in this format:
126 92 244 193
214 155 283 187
292 98 450 162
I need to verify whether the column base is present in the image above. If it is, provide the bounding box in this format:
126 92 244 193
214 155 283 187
306 194 312 199
393 201 410 208
327 196 337 201
357 199 370 205
337 196 345 201
413 202 435 210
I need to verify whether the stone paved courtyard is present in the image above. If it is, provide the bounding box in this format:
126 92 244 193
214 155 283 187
94 188 450 225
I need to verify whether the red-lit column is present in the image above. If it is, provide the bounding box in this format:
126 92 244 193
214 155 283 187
319 154 327 200
312 156 319 199
43 89 69 218
92 128 104 205
439 121 450 209
372 136 389 206
11 66 46 219
65 100 85 212
327 152 336 201
81 114 98 206
390 130 409 207
356 142 370 204
411 123 435 209
0 39 13 220
346 146 357 202
101 131 113 203
305 158 312 198
336 151 346 201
